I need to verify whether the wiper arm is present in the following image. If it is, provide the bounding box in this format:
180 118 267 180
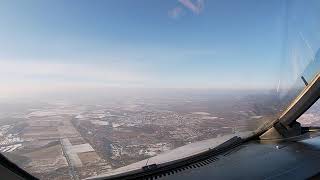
89 136 245 180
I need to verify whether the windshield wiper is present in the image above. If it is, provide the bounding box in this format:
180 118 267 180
89 136 245 180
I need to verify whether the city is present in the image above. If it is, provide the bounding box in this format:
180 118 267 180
0 90 293 179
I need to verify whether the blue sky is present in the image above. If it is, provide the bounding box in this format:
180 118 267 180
1 0 314 97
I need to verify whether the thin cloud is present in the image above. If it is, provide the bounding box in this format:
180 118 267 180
178 0 204 14
168 7 184 19
0 60 152 98
0 60 148 85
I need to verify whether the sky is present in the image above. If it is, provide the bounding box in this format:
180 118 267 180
0 0 317 98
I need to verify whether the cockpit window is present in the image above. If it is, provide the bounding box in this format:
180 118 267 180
0 0 319 179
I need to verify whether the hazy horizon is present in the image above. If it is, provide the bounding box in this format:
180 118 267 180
0 0 289 98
